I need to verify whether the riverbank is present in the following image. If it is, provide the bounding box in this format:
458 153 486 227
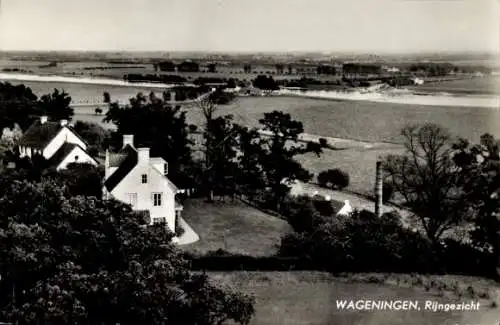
2 72 499 108
0 72 184 89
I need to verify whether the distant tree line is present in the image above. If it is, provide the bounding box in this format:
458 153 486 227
124 74 188 84
154 60 200 73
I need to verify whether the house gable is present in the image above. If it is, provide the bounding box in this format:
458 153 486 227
54 145 98 170
109 162 178 231
43 127 87 159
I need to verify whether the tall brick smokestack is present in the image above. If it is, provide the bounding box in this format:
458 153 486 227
375 161 383 218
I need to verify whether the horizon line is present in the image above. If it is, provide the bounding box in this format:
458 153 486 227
0 49 498 56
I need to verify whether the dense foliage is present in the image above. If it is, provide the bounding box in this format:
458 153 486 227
317 168 350 189
0 170 255 325
278 195 496 276
72 121 110 156
0 82 73 131
252 75 279 94
104 93 197 188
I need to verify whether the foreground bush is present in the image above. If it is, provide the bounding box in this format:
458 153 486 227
0 173 255 325
279 206 496 277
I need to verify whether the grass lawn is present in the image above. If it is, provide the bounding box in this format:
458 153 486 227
207 271 500 325
180 199 292 257
297 146 405 196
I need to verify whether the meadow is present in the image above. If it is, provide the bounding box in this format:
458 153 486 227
408 75 500 95
207 271 499 325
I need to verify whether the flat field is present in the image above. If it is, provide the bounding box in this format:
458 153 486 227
408 75 500 95
180 199 292 257
207 271 500 325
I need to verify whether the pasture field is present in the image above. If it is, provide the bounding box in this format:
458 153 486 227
408 75 500 95
206 271 500 325
70 95 500 144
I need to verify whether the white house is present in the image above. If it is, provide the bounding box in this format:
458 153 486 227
103 134 184 234
17 116 98 170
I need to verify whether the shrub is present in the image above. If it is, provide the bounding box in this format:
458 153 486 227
317 168 349 189
382 181 394 203
318 138 328 148
175 223 185 237
279 199 496 276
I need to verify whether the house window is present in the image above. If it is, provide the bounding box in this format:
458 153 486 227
152 217 166 224
163 163 168 175
141 174 148 183
152 193 162 206
74 155 79 161
125 193 138 207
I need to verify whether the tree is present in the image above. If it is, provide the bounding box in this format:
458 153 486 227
452 134 500 273
252 75 279 95
382 181 394 203
0 176 255 325
104 93 196 188
50 162 104 197
72 121 110 156
0 82 39 131
243 64 252 73
207 63 217 73
38 88 73 121
234 127 266 200
192 89 237 201
103 92 111 104
382 124 472 244
317 169 349 190
256 111 322 210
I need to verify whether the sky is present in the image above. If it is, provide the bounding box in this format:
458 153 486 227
0 0 499 54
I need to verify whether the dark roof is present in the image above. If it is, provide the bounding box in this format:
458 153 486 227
104 145 138 192
18 121 62 149
48 142 78 167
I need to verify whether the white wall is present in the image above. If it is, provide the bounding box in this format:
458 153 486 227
56 146 97 170
110 163 177 232
43 127 87 159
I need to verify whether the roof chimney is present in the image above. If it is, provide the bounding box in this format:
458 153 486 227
123 134 134 148
60 119 68 126
40 116 48 124
137 147 150 164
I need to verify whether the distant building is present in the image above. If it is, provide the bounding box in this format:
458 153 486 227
411 77 424 85
17 116 98 170
384 67 400 73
